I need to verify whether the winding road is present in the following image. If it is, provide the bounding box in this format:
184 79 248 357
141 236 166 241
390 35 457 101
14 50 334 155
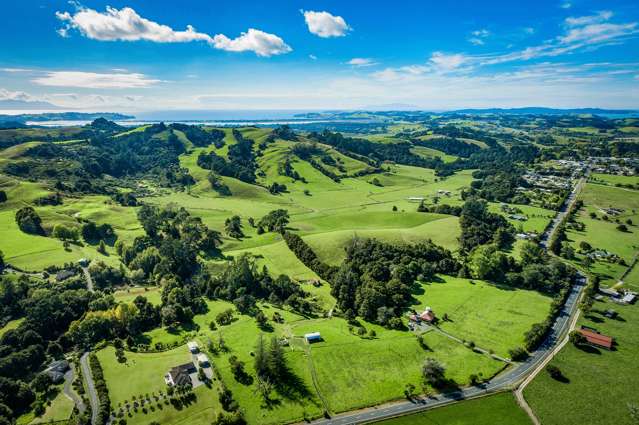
62 367 86 414
310 174 590 425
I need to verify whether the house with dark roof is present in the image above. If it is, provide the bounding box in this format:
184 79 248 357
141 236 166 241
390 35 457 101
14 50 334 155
579 328 613 350
44 359 69 384
164 362 196 387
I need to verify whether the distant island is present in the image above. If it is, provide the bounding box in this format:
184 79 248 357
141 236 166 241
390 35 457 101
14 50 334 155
0 112 135 125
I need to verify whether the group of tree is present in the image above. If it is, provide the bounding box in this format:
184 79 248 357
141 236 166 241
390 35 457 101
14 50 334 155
197 130 257 183
330 238 459 326
15 206 44 235
459 199 514 252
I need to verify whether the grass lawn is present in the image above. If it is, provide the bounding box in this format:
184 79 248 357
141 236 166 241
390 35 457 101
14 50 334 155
31 385 75 424
375 392 531 425
114 286 162 305
524 301 639 425
412 276 553 356
96 345 193 406
123 385 221 425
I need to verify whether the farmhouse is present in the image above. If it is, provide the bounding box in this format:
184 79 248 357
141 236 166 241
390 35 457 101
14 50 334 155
509 214 528 221
603 309 618 319
187 341 199 353
621 293 636 304
407 196 425 202
43 359 69 384
419 307 436 323
164 362 196 387
305 332 321 343
579 328 613 350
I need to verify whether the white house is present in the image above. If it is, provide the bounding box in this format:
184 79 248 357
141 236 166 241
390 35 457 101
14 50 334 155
187 341 199 353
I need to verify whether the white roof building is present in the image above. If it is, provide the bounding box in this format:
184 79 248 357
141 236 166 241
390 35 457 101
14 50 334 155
187 341 199 353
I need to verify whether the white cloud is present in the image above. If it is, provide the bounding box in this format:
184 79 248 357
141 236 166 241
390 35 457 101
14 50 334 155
56 5 213 43
302 10 350 38
212 29 291 57
32 71 161 89
429 52 468 71
0 88 38 101
309 54 317 60
560 2 572 9
468 29 489 45
347 58 377 67
56 5 291 57
565 11 613 27
0 68 33 73
523 27 536 35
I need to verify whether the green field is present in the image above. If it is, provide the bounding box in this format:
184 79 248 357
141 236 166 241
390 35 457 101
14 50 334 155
0 317 24 337
412 276 552 356
565 183 639 287
97 345 194 406
375 392 531 425
524 301 639 425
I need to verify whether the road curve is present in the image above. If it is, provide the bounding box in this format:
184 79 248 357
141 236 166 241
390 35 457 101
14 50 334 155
80 352 99 425
63 367 86 414
308 276 586 425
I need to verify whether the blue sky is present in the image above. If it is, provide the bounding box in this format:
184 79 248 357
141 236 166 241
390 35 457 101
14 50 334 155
1 0 638 111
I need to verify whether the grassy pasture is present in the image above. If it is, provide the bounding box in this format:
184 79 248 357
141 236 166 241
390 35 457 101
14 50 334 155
412 276 552 356
376 392 531 425
525 301 639 425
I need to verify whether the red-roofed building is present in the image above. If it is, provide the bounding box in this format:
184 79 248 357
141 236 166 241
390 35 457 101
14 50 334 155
419 307 436 323
579 328 613 350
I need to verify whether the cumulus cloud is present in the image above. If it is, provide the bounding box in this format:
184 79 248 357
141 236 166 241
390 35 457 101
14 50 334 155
56 5 213 42
56 4 291 57
212 29 291 57
309 54 318 60
347 58 377 67
302 10 350 38
560 2 572 9
32 71 162 89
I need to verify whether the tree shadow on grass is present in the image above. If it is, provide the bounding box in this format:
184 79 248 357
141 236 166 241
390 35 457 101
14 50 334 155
273 366 315 403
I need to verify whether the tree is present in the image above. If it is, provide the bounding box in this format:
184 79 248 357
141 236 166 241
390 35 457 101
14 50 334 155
0 190 7 203
569 330 586 346
97 240 107 254
0 249 4 271
546 365 564 381
15 207 44 235
520 241 545 265
582 255 593 269
579 241 592 252
258 209 290 232
422 358 446 387
617 224 628 232
508 347 528 361
225 216 244 239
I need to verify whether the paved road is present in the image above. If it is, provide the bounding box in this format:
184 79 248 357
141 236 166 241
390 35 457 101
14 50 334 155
63 367 86 414
81 265 95 292
540 175 587 248
309 275 586 425
80 352 99 425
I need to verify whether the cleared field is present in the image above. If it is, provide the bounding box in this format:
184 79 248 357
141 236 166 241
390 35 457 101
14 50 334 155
412 276 552 356
376 392 531 425
291 317 505 414
96 345 193 406
303 216 461 266
525 301 639 425
114 287 162 305
565 183 639 287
